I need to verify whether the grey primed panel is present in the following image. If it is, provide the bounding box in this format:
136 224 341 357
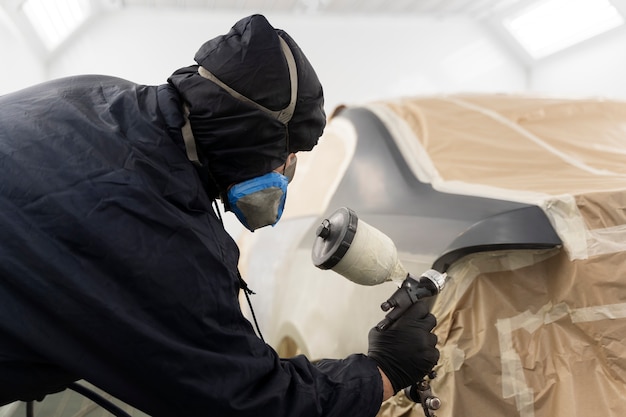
309 107 561 272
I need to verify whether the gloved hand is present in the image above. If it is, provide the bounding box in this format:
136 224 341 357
367 301 439 393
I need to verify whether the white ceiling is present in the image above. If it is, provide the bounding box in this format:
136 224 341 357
2 0 626 65
0 0 521 65
117 0 526 19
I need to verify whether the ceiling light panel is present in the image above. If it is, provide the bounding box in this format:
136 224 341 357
21 0 92 51
503 0 625 59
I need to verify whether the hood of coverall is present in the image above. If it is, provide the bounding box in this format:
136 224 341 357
168 14 326 199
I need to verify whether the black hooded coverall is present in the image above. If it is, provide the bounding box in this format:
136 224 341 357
0 15 383 417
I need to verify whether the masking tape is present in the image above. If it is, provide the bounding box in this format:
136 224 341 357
571 303 626 322
586 224 626 258
367 103 441 185
497 301 626 417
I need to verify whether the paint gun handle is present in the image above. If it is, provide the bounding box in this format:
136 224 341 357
376 270 446 331
376 270 446 416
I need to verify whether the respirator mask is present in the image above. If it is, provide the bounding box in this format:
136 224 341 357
227 154 297 231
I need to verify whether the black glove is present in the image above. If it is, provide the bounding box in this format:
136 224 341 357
367 301 439 393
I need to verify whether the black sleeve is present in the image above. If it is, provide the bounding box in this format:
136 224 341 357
0 182 382 416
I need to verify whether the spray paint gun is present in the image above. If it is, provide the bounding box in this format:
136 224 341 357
373 269 446 417
311 207 448 417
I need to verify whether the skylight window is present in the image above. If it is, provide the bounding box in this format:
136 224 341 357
21 0 91 51
503 0 625 59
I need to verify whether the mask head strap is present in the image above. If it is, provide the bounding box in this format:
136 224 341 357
283 153 297 183
181 104 201 166
181 36 298 168
197 36 298 125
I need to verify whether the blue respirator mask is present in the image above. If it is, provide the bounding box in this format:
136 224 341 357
227 155 297 232
227 154 296 232
227 173 287 231
179 35 300 232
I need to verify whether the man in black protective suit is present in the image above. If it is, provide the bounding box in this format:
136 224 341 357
0 14 439 417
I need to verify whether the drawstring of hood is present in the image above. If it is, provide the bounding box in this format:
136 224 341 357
238 271 265 342
198 37 298 125
210 185 265 341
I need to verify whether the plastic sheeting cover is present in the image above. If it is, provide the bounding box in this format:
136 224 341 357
369 94 626 417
